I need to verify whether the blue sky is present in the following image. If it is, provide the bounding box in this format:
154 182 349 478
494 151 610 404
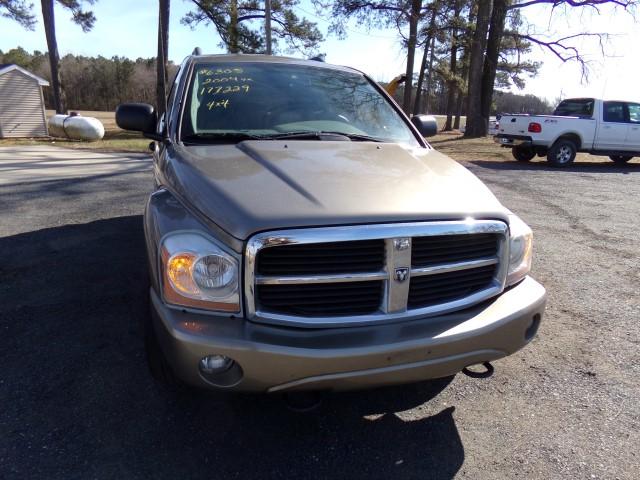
1 0 638 103
0 0 408 81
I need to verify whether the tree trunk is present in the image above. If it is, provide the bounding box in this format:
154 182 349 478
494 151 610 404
41 0 65 114
480 0 509 129
455 40 470 130
156 0 170 117
412 38 430 116
464 0 492 138
443 80 456 131
402 0 423 114
412 5 437 116
265 0 272 54
229 0 239 53
424 35 436 113
444 0 462 131
454 90 464 129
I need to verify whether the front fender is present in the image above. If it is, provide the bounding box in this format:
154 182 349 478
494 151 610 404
143 189 226 293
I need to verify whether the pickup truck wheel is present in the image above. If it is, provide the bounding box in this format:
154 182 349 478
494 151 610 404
512 146 536 162
609 155 633 164
547 140 577 167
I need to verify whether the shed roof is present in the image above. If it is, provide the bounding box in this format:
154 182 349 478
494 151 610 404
0 64 50 86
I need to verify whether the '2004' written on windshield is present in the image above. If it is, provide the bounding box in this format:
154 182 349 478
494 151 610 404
198 67 253 110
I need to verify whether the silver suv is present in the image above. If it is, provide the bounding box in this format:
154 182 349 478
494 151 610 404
116 54 546 393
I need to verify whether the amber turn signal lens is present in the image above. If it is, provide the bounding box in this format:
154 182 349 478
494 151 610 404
167 253 198 296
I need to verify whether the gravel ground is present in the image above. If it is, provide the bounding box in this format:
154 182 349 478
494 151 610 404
0 146 638 479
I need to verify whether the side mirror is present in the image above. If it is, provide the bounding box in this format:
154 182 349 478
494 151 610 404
115 103 158 136
411 115 438 138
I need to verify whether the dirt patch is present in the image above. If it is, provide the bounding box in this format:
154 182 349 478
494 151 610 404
429 133 637 165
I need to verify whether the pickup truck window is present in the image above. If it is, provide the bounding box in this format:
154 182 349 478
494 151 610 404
603 101 626 123
553 98 594 117
628 103 640 124
180 62 419 146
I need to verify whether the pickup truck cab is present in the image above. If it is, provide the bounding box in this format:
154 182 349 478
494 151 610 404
115 53 546 393
495 98 640 166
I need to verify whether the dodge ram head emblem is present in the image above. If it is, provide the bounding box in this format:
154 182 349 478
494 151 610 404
394 268 409 282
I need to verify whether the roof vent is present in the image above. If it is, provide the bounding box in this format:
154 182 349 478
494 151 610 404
192 47 202 56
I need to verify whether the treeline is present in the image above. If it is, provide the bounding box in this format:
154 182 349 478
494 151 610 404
494 91 553 115
382 83 554 117
0 47 178 111
3 46 553 117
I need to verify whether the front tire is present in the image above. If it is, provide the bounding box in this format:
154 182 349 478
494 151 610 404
512 146 536 162
609 155 633 164
547 140 577 167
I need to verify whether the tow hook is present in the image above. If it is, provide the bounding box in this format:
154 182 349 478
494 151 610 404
283 391 326 412
462 361 495 379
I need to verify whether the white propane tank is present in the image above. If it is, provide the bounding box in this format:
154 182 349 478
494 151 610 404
48 114 105 141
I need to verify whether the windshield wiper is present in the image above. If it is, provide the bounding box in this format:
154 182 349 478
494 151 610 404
262 131 384 142
182 131 385 144
182 132 264 143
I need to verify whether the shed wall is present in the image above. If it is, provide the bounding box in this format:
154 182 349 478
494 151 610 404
0 70 48 138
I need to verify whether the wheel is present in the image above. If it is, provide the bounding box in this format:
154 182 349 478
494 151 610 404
609 155 633 164
512 146 536 162
547 139 577 167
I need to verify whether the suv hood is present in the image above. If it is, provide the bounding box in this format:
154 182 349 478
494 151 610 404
165 141 507 240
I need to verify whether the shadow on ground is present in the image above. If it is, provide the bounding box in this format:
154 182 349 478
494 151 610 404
469 159 640 174
0 216 464 479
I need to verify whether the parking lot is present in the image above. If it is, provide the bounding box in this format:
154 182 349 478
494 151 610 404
1 146 638 479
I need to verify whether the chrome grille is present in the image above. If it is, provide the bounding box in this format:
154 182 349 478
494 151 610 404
245 221 509 328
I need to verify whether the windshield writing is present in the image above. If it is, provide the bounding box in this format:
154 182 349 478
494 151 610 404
181 62 419 145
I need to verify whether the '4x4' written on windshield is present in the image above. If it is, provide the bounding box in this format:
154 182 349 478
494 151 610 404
182 63 419 146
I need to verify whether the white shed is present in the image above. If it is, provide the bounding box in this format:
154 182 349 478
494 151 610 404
0 64 50 138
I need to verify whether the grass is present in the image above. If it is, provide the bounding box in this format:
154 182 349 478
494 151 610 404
429 132 514 162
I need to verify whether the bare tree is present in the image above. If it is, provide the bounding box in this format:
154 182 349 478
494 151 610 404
412 1 439 115
402 0 423 113
463 0 491 137
423 35 437 112
480 0 509 125
443 0 463 131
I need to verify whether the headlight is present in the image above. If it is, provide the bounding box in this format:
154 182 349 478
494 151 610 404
161 232 240 312
506 214 533 286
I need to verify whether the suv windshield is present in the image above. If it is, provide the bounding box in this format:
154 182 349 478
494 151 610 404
553 98 595 118
180 62 419 146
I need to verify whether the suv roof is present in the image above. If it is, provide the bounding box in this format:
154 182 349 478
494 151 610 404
186 53 360 75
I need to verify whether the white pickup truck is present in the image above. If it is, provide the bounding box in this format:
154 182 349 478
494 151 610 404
494 98 640 166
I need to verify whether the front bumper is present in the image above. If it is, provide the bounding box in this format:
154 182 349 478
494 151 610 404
150 276 546 392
